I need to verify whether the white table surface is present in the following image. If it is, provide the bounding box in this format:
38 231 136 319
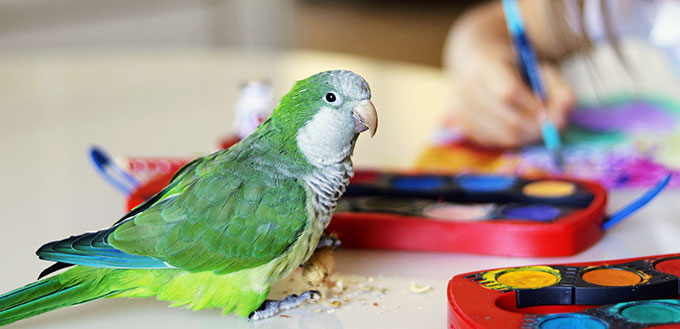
1 49 680 329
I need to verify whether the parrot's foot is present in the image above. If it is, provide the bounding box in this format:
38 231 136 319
316 231 341 250
248 290 321 320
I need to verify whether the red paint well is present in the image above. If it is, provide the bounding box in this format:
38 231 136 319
655 258 680 277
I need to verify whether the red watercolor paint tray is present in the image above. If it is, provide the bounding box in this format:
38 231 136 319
448 253 680 329
127 166 608 257
329 170 607 256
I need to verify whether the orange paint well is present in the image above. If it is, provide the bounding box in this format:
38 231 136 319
581 268 644 287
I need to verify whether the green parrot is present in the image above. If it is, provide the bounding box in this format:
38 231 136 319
0 70 377 325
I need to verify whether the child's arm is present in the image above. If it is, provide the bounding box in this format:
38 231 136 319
443 0 578 148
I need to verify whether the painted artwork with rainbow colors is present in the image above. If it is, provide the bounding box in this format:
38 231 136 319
418 95 680 189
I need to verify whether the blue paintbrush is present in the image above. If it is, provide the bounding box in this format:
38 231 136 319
501 0 564 168
601 174 672 231
90 146 139 195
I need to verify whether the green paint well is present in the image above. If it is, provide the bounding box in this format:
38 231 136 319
620 302 680 324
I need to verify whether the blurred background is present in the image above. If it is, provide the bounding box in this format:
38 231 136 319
0 0 483 66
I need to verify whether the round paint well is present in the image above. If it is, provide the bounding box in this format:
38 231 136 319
581 268 643 287
358 197 431 215
456 175 516 192
655 257 680 277
619 302 680 323
539 314 607 329
351 170 381 184
496 269 559 289
392 176 446 191
523 180 576 198
335 199 352 212
423 204 491 221
503 205 561 222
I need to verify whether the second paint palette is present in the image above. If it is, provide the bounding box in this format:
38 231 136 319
448 254 680 328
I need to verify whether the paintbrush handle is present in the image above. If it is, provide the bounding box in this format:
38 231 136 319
501 0 547 101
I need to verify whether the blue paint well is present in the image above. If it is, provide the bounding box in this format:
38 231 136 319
392 176 446 191
539 314 607 329
456 175 516 192
504 205 561 222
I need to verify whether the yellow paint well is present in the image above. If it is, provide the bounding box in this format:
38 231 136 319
481 266 561 290
497 270 559 289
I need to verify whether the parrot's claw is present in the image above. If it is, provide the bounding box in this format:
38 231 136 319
316 232 341 251
248 290 321 321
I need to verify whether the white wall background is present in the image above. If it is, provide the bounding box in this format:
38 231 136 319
0 0 296 51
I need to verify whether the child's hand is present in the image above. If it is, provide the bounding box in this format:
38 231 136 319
447 56 574 149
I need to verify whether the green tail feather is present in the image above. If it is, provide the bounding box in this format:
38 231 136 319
0 265 272 325
0 267 117 326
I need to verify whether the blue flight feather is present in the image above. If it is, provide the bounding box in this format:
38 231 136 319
36 231 169 269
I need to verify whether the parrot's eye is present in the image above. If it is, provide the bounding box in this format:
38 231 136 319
325 93 337 103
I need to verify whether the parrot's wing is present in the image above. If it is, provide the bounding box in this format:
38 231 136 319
113 156 204 226
36 157 205 271
38 157 311 274
110 168 311 274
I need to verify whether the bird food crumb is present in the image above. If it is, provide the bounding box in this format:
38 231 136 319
410 283 433 293
302 247 335 287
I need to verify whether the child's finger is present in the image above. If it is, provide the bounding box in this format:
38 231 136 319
485 61 542 116
449 85 510 147
462 109 522 148
460 83 540 148
481 82 542 145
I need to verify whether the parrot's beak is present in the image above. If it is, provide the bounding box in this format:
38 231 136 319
353 99 378 137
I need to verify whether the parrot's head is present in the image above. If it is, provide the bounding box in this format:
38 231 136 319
269 70 378 167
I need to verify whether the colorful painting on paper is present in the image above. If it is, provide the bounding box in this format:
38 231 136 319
417 95 680 189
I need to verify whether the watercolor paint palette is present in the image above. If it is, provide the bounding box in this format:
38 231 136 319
125 168 608 257
327 170 608 257
448 254 680 329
